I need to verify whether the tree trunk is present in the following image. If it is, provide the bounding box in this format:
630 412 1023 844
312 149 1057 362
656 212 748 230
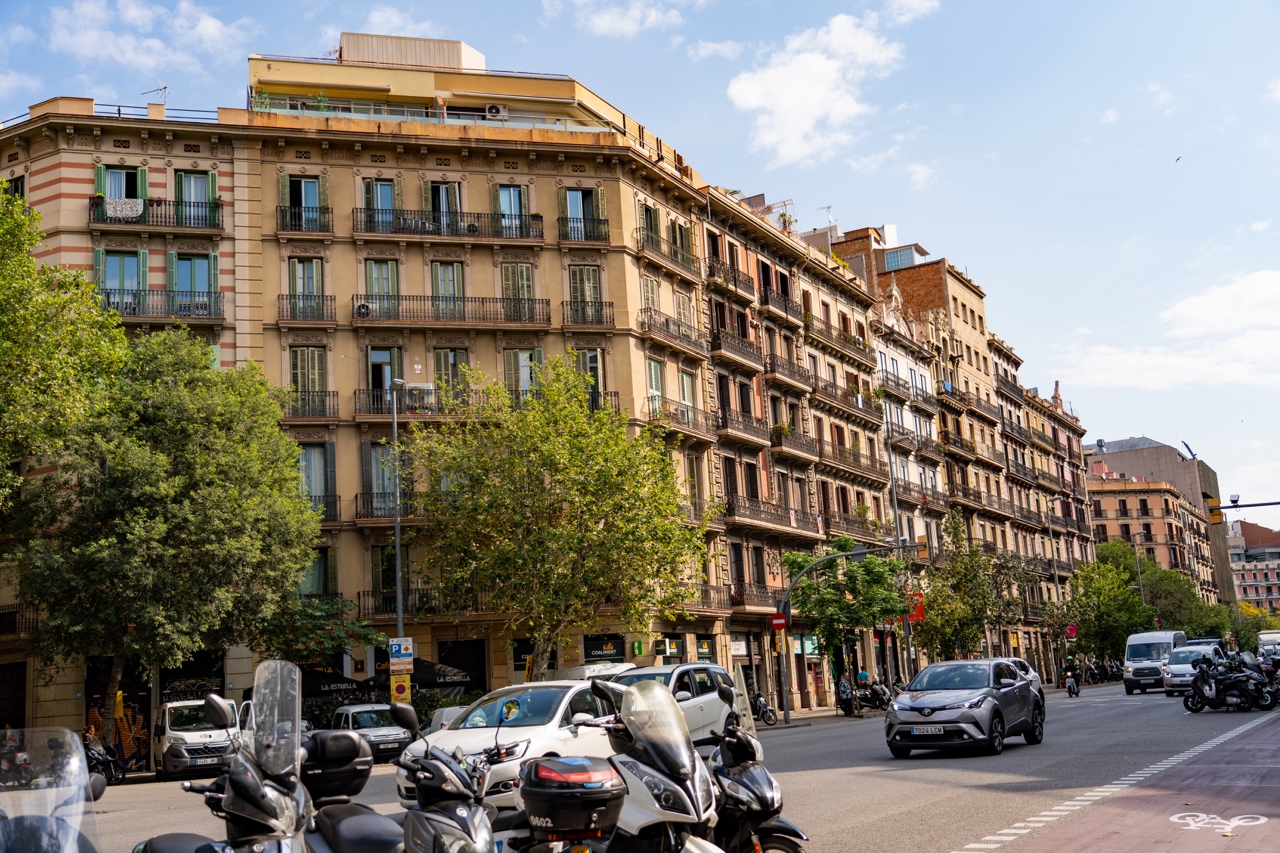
100 654 125 750
529 638 556 682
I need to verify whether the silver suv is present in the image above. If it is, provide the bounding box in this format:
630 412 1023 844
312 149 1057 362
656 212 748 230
1163 645 1224 696
886 660 1044 758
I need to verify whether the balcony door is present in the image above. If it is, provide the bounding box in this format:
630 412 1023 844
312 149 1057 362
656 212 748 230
498 185 527 237
289 177 320 230
647 357 664 414
364 178 396 232
431 261 465 321
289 346 327 416
176 171 212 226
365 260 399 320
501 262 534 322
299 444 326 502
563 188 597 240
369 348 402 395
364 444 399 519
289 258 324 321
173 254 213 317
568 265 601 323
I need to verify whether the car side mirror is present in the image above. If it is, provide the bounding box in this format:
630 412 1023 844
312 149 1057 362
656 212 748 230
674 690 693 702
717 684 735 706
999 678 1017 688
570 712 593 732
389 701 421 736
204 694 236 730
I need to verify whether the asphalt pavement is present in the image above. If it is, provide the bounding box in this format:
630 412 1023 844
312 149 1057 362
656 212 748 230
85 682 1280 852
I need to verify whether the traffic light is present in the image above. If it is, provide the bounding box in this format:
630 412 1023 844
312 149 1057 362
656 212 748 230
1208 497 1223 525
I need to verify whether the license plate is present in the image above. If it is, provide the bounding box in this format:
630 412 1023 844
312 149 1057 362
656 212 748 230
194 758 220 766
379 743 400 750
911 726 944 735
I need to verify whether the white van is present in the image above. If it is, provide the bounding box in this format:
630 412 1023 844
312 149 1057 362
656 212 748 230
1124 631 1186 694
153 698 240 781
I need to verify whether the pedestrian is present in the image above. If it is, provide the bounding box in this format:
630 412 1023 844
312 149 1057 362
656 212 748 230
2 723 17 748
838 673 853 717
856 666 870 687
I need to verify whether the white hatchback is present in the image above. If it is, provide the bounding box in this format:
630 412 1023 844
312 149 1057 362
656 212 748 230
1163 645 1224 696
395 681 614 810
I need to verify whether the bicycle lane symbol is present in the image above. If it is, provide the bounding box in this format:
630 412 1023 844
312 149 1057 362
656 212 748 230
1170 813 1268 832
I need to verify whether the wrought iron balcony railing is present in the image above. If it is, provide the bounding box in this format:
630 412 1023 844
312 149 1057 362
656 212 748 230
99 288 224 320
284 391 339 418
635 227 700 275
352 208 543 239
762 354 812 386
90 198 223 229
638 307 710 354
558 216 609 242
278 294 335 322
351 295 551 324
562 300 614 326
278 206 333 232
705 257 755 297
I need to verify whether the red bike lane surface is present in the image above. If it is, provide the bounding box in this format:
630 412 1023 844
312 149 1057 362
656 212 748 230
1012 713 1280 853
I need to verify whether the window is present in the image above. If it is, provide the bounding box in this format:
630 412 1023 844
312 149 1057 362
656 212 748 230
501 262 534 321
564 187 599 221
641 276 660 311
674 292 693 327
679 371 696 407
752 546 766 585
105 167 141 199
371 542 410 591
729 542 744 581
568 266 602 320
577 348 605 400
952 296 959 315
640 202 661 235
298 548 335 596
425 181 461 232
369 347 402 391
498 185 529 236
173 254 215 316
365 259 398 297
101 251 140 289
433 348 469 390
884 247 914 271
2 175 24 197
647 357 664 405
290 346 327 415
175 170 216 224
362 177 398 231
431 261 465 320
505 348 543 395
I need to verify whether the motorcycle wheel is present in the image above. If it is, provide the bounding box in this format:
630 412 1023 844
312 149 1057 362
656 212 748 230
1183 692 1204 713
1256 690 1278 712
761 708 778 726
108 764 126 785
761 836 806 853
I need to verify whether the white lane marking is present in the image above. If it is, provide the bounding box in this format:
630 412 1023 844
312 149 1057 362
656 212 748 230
995 829 1031 834
964 845 1003 850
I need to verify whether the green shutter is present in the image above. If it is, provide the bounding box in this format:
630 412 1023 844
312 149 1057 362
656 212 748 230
317 175 329 209
279 173 290 206
569 266 584 303
364 259 374 295
324 441 337 496
208 251 218 292
313 259 323 295
93 165 105 196
421 179 432 214
207 170 218 201
391 348 402 381
433 348 448 385
174 174 184 204
576 349 589 375
504 349 519 393
388 261 398 296
490 183 501 214
165 251 177 290
136 167 147 201
446 183 459 214
93 248 105 284
518 185 529 215
362 178 373 210
592 187 605 220
137 249 148 289
557 187 567 218
393 176 403 210
325 548 337 595
501 264 515 300
361 441 374 496
288 259 298 295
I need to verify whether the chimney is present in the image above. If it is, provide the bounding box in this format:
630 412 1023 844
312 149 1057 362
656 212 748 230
1097 438 1105 453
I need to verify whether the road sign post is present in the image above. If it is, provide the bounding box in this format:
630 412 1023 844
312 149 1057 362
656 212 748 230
389 637 413 675
390 673 412 703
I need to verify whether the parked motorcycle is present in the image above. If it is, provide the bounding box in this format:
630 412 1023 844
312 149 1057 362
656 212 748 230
0 741 34 788
855 681 892 711
1183 661 1256 713
751 692 778 726
0 731 107 849
83 732 126 786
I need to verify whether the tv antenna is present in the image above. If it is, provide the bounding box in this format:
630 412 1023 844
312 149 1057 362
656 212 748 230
142 82 168 104
818 205 835 225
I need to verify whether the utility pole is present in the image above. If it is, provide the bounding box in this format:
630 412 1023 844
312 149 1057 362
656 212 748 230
391 377 406 638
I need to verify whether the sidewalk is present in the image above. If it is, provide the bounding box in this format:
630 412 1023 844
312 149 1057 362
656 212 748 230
764 703 886 729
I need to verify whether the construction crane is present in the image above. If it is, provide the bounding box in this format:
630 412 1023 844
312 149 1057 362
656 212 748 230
1181 441 1197 460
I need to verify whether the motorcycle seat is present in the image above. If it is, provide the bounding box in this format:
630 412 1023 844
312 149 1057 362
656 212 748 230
133 831 217 853
316 803 405 853
492 809 530 833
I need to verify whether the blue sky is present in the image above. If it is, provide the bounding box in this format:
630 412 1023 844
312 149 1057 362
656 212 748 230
3 0 1279 527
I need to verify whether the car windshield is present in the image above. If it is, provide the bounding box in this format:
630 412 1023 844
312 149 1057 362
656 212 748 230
168 706 224 733
908 664 991 691
1127 642 1172 661
612 672 670 687
1168 648 1209 664
351 709 394 729
452 687 566 729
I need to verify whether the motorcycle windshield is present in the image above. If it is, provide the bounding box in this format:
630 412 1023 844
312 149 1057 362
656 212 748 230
0 727 102 852
620 680 696 782
249 660 302 777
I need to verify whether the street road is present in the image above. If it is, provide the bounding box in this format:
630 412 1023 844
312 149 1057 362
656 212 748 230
90 683 1280 852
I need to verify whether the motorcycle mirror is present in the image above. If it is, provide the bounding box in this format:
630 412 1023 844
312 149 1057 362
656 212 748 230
590 678 625 713
389 700 421 736
86 772 107 802
203 694 236 730
47 737 64 751
717 684 735 707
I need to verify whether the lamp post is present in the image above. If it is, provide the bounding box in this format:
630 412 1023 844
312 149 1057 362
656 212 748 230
391 377 406 638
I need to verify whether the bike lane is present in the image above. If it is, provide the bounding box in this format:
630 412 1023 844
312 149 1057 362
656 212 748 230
1008 711 1280 853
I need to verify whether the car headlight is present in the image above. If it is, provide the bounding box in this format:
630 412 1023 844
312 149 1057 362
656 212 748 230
618 759 690 815
890 701 907 712
400 748 414 764
165 736 183 748
1124 666 1133 673
945 696 988 710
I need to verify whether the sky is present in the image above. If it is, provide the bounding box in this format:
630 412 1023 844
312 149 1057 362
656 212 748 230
2 0 1278 527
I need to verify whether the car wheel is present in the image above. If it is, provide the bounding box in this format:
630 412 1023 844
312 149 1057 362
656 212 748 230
1256 691 1277 712
986 714 1005 755
1124 684 1134 695
889 744 912 759
1024 705 1044 745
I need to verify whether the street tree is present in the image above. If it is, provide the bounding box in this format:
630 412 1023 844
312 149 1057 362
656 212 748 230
784 537 908 662
255 596 387 665
1061 559 1150 660
0 181 126 507
400 354 707 681
7 329 320 738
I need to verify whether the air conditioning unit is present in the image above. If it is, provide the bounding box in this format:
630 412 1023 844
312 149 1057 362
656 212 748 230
486 104 509 120
355 302 373 319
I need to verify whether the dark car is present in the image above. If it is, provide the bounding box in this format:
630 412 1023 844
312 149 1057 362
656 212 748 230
885 660 1044 758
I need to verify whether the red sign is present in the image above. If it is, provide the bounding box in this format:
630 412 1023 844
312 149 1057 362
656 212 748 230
907 592 925 623
1065 624 1078 639
770 612 789 630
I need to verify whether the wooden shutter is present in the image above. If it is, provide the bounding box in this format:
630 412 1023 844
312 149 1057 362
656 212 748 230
136 167 148 201
93 165 105 196
592 187 605 220
518 185 529 215
433 348 448 385
165 251 177 290
642 277 658 311
324 441 337 498
207 170 218 201
557 187 568 218
490 183 501 213
317 174 329 208
504 349 519 393
393 176 404 210
362 178 374 210
361 441 374 496
279 173 290 206
576 349 589 375
421 178 433 214
569 266 584 303
364 259 374 294
387 261 398 296
324 548 337 595
675 293 692 326
516 263 532 299
582 265 599 301
391 348 403 381
174 174 184 204
446 183 459 213
137 249 148 289
208 252 218 292
288 259 299 295
532 348 543 386
93 248 105 283
501 263 516 300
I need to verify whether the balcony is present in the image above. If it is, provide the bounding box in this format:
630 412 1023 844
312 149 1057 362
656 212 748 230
825 511 881 541
705 257 755 299
1006 458 1036 485
1048 558 1075 577
278 206 333 233
936 382 969 411
723 495 821 538
803 315 876 366
352 208 543 241
878 370 912 400
308 494 340 523
770 426 820 463
558 216 609 243
922 487 950 513
940 430 976 459
1048 513 1069 532
894 481 925 506
351 295 551 327
996 373 1025 403
710 330 763 371
969 395 1002 423
1035 468 1065 491
0 603 39 636
356 586 498 620
90 198 223 231
947 483 986 511
1022 602 1043 622
638 307 710 359
284 391 338 419
811 379 883 427
99 288 224 324
731 582 781 610
815 441 891 484
912 387 939 412
915 437 944 461
716 408 771 447
356 492 424 521
1002 421 1031 445
561 300 615 327
635 227 700 278
682 582 732 612
759 287 804 326
1013 503 1045 528
1030 426 1056 451
645 396 718 443
762 354 813 390
278 294 335 323
512 389 620 415
886 422 918 452
973 441 1006 468
354 388 490 418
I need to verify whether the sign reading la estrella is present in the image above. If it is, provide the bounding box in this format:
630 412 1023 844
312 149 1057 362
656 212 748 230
389 638 413 674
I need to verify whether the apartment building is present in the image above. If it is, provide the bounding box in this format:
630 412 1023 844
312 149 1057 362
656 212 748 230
1229 520 1280 613
1084 436 1231 602
1088 460 1218 602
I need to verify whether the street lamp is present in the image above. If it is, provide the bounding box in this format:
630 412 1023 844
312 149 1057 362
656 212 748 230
391 377 406 638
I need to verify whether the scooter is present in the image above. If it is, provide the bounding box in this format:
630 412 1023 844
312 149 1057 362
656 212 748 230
83 732 126 786
751 692 778 727
1183 662 1255 713
0 733 107 849
0 743 33 788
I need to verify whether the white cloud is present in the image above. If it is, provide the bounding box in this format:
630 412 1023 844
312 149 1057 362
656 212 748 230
1056 270 1280 390
1268 80 1280 102
1146 82 1175 115
9 24 36 44
1250 220 1272 233
727 13 903 166
846 146 899 172
882 0 939 26
49 0 257 75
906 162 935 190
68 73 117 103
687 40 742 61
0 70 40 92
1100 107 1118 124
358 6 440 38
541 0 698 37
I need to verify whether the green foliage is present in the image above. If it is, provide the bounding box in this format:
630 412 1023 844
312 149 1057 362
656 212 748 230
1061 560 1151 659
7 330 320 726
0 183 126 507
1230 603 1272 653
785 537 908 655
401 354 707 681
911 510 1030 659
255 596 386 664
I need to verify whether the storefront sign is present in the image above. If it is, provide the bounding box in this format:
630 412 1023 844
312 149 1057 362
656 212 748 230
730 633 748 657
512 639 557 670
696 636 714 661
656 636 685 658
584 634 625 662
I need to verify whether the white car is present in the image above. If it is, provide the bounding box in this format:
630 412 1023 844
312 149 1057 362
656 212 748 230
611 664 736 740
396 681 613 809
1163 644 1225 696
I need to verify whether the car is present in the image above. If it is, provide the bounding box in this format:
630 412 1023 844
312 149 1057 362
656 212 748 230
331 703 412 762
885 659 1044 758
611 664 736 740
1002 657 1045 706
1163 644 1225 696
395 681 614 810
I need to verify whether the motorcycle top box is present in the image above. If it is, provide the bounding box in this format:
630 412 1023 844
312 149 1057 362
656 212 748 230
300 729 375 801
519 756 626 832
